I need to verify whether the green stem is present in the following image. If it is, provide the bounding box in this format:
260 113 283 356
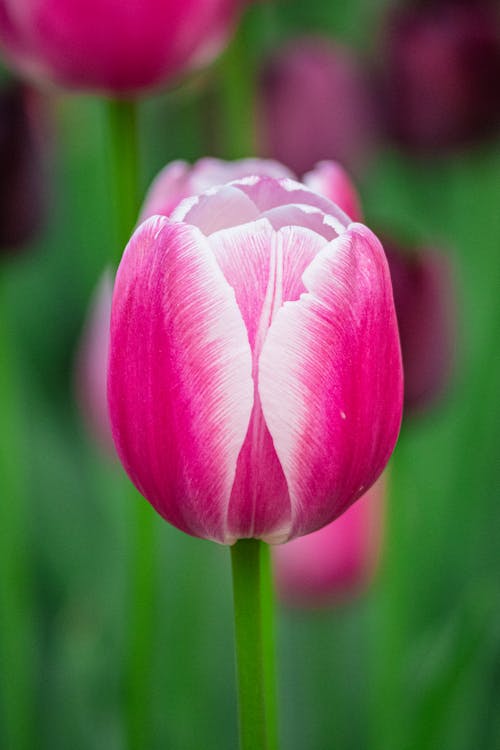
216 18 256 159
260 543 279 750
105 98 156 750
231 539 278 750
106 99 140 260
0 269 36 750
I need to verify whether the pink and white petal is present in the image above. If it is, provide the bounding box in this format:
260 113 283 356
303 161 362 222
139 160 191 221
259 223 403 541
170 184 260 235
234 175 350 232
208 221 327 349
209 223 328 541
108 216 254 544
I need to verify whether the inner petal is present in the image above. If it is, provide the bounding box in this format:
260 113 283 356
260 204 339 241
235 175 350 233
170 184 260 234
208 221 328 540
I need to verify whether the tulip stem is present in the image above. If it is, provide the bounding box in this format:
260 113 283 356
106 99 140 262
106 98 157 749
231 539 278 750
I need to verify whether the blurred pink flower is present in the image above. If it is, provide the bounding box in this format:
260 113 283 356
108 174 402 544
75 272 114 454
0 0 243 95
379 2 500 151
259 37 376 176
275 475 385 607
384 240 455 412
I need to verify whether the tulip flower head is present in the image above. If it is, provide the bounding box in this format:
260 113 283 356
259 38 376 176
275 476 385 607
0 0 242 95
108 175 403 544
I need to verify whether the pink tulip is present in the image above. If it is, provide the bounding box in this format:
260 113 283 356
275 476 385 607
108 175 403 544
0 0 242 95
259 37 376 176
75 272 114 453
385 240 455 412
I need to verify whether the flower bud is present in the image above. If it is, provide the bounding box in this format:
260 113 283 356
0 0 244 96
108 175 402 544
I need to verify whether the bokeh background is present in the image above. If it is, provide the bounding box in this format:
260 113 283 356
1 0 500 748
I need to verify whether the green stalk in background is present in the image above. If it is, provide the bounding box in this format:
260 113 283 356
106 99 157 750
0 269 36 750
216 18 256 159
231 539 279 750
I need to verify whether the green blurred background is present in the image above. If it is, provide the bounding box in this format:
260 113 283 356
1 0 500 748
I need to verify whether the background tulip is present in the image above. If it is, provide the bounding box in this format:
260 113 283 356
275 476 384 607
378 2 500 151
108 175 403 544
75 272 114 454
258 37 376 176
384 239 455 412
0 0 243 95
0 82 46 250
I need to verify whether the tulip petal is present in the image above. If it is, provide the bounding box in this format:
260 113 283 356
260 204 339 240
209 221 329 541
259 223 403 540
235 175 350 232
171 184 260 235
139 160 190 221
108 216 254 543
303 161 362 222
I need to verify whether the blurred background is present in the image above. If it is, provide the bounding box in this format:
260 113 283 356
1 0 500 748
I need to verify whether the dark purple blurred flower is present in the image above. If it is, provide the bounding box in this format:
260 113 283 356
379 2 500 151
258 37 376 176
0 82 46 251
385 240 455 412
